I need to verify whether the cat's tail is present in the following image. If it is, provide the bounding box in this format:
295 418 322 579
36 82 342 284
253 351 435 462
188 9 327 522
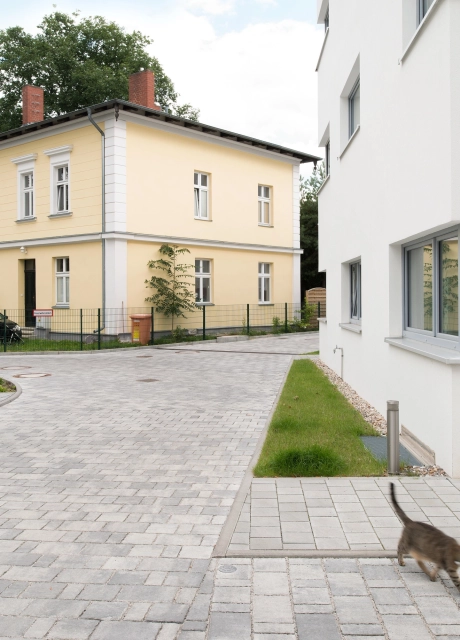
390 482 411 525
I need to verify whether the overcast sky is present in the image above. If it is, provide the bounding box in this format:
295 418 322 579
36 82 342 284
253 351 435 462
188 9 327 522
3 0 323 173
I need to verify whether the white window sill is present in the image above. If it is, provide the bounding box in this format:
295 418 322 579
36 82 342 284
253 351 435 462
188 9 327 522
318 318 327 324
194 217 211 222
258 224 274 228
196 302 214 306
315 27 329 72
317 174 330 197
258 303 274 306
49 212 72 218
400 0 442 64
16 217 37 223
385 337 460 365
339 125 360 160
340 322 362 334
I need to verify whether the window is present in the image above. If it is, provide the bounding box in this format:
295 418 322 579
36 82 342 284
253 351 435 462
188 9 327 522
22 172 34 218
56 165 69 213
418 0 434 24
405 230 459 343
258 263 271 303
349 78 360 138
195 260 211 303
194 172 209 219
56 258 70 306
325 140 331 177
324 7 329 31
350 261 362 322
258 185 271 226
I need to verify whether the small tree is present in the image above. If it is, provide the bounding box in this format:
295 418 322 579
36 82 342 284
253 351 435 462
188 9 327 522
145 244 196 332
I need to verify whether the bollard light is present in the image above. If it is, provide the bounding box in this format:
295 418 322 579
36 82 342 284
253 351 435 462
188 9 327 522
387 400 400 475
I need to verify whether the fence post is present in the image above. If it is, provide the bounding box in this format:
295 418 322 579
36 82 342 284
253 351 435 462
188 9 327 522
3 310 6 353
247 304 250 335
318 301 321 319
151 307 154 345
202 305 206 340
97 308 101 350
284 303 288 333
80 309 83 351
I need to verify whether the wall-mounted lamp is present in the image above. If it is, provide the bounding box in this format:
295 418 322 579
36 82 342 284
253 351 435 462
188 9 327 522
20 246 27 255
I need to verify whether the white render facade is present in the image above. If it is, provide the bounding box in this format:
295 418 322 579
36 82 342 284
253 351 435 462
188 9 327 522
316 0 460 476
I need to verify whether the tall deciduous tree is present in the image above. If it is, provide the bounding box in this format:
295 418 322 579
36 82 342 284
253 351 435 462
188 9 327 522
300 162 326 296
0 11 200 132
145 244 197 331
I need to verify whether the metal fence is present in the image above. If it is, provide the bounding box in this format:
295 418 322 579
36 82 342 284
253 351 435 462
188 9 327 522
0 302 326 352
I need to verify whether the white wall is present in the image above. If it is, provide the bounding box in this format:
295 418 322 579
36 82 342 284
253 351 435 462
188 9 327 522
317 0 460 475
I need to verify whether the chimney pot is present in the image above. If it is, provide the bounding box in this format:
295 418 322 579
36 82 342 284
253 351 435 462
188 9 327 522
129 70 161 111
22 85 44 125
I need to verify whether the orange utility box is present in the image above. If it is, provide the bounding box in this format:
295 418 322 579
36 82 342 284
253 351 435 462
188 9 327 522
130 314 152 345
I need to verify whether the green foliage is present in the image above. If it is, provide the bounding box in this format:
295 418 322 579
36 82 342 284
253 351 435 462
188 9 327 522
171 326 186 342
0 11 199 133
263 446 346 477
145 244 197 331
300 162 326 293
272 316 282 334
0 378 16 392
290 300 317 332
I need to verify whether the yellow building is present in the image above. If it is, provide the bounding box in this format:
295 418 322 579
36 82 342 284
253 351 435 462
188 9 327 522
0 72 318 334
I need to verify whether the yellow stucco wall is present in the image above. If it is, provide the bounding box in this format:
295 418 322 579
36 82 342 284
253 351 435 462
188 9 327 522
0 124 102 243
126 122 294 247
127 240 294 309
0 241 102 312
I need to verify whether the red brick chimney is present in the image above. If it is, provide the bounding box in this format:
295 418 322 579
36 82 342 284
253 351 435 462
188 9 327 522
22 85 45 125
129 70 161 111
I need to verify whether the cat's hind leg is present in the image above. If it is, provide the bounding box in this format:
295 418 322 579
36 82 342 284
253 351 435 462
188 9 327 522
447 566 460 590
397 538 406 566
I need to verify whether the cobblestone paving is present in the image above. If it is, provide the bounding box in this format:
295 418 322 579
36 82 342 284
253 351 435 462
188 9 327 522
161 333 320 354
228 477 460 553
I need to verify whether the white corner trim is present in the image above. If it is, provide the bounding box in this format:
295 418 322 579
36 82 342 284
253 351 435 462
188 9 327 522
339 126 360 160
292 164 300 250
105 119 127 233
11 153 37 165
315 28 329 72
400 0 443 64
43 145 73 156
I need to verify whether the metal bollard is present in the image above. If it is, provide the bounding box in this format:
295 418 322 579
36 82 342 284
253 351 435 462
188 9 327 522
387 400 400 475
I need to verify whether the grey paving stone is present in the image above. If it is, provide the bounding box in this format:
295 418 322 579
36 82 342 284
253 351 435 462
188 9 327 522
253 572 289 595
381 614 433 640
146 603 189 623
341 624 384 635
296 614 341 640
208 612 251 640
334 596 379 625
92 621 161 639
253 596 293 624
48 619 98 639
81 602 128 620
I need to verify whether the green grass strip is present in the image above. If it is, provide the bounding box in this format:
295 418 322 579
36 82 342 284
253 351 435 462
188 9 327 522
254 359 386 477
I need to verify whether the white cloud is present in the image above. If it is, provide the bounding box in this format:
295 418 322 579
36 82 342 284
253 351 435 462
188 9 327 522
254 0 278 6
183 0 236 15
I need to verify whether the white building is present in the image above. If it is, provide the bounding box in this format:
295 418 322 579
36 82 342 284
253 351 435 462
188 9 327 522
316 0 460 476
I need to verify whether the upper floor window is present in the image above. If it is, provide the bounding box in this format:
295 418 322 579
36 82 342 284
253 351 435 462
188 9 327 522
350 261 362 322
258 263 271 303
194 172 209 220
258 185 271 226
195 259 211 303
418 0 434 25
56 257 70 306
349 78 360 139
405 230 458 344
324 7 329 31
22 172 34 219
325 141 331 177
56 165 69 213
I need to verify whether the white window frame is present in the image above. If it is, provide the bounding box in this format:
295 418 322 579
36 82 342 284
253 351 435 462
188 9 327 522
56 257 70 307
417 0 434 25
258 185 271 226
350 261 362 323
11 154 37 221
194 172 210 220
403 226 460 350
258 263 271 304
55 165 70 213
195 259 212 304
349 77 360 139
44 145 73 217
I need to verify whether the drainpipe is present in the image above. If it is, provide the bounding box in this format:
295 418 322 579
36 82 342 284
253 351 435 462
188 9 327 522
86 108 105 330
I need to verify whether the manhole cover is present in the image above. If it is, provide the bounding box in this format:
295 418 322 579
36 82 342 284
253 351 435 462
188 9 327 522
0 366 31 370
218 565 237 574
13 373 51 379
137 379 159 383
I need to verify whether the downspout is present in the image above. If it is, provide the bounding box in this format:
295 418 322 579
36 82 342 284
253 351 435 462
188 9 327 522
86 108 106 330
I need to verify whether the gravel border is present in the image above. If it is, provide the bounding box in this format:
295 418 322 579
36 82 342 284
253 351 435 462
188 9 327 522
314 359 446 477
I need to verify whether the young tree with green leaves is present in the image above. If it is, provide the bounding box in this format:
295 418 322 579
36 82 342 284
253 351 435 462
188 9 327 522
300 162 326 295
0 11 199 133
145 244 197 331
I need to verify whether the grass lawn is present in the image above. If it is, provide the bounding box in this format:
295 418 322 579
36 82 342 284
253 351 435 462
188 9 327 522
254 359 385 477
0 378 16 393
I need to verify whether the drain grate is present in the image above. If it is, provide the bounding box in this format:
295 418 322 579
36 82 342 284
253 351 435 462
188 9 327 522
360 436 422 466
218 565 237 573
13 373 51 379
137 378 159 383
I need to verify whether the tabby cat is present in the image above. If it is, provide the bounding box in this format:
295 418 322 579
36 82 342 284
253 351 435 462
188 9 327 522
390 482 460 588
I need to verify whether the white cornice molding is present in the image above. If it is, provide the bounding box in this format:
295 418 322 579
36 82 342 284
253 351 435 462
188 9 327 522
43 145 73 156
11 153 37 165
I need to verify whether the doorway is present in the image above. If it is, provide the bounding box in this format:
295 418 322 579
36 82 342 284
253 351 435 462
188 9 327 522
24 259 36 327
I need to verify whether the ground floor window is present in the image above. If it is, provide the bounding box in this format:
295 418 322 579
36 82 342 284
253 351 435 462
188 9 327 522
405 229 458 341
195 259 211 303
258 263 271 303
56 257 70 306
350 261 361 321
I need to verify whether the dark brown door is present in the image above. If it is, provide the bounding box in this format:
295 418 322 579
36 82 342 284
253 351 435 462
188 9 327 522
24 260 36 327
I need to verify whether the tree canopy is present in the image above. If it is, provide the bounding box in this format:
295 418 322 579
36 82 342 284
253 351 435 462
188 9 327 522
0 11 200 133
300 163 326 295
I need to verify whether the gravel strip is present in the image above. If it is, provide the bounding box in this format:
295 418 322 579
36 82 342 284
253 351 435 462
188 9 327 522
314 359 446 477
